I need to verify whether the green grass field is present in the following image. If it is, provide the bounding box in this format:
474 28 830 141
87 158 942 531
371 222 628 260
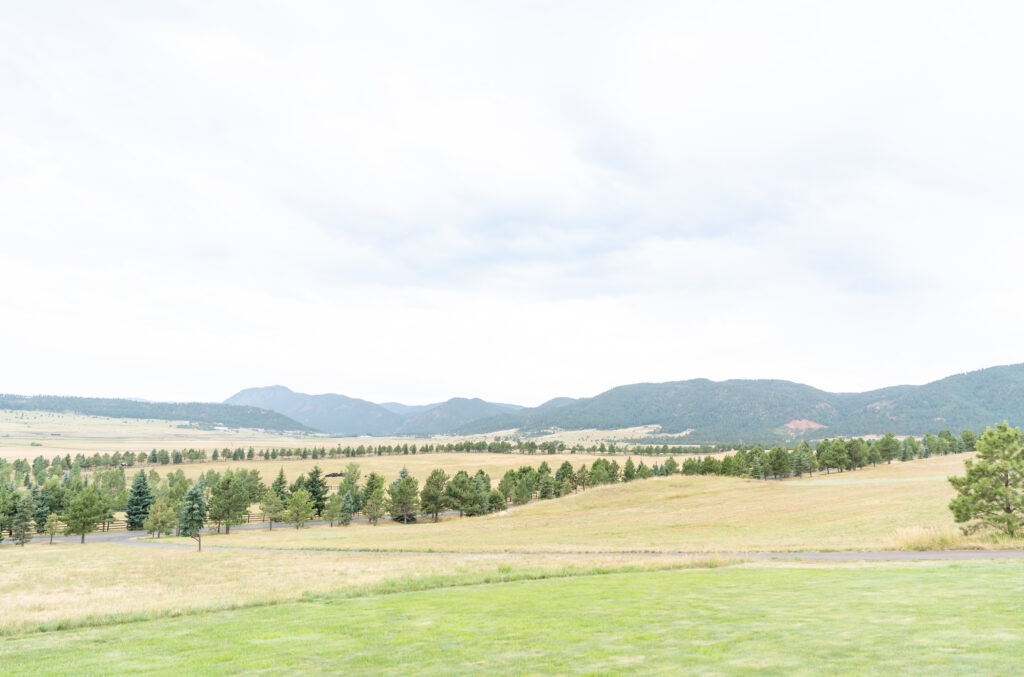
4 561 1022 675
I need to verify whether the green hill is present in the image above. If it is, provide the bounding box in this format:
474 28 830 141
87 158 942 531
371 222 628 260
459 364 1024 442
0 394 312 432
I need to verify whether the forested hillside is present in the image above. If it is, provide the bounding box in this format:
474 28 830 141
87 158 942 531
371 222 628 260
0 395 311 432
459 364 1024 442
225 386 520 435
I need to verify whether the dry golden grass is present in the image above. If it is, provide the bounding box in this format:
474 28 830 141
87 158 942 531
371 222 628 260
0 541 719 634
186 454 1009 553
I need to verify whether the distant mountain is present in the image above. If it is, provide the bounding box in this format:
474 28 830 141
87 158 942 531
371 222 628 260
225 386 403 435
0 394 311 432
398 398 521 434
458 364 1024 442
224 386 522 435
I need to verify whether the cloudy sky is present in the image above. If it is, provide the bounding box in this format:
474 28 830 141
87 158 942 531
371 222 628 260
2 1 1023 406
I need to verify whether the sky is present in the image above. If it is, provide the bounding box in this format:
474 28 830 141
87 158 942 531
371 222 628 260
3 1 1024 407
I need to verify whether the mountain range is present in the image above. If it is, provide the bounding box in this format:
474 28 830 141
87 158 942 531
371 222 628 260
226 364 1024 441
224 386 523 435
5 364 1023 441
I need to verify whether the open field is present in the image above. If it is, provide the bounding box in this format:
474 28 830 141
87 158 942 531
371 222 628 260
4 560 1023 675
0 410 705 462
174 453 996 553
0 541 714 635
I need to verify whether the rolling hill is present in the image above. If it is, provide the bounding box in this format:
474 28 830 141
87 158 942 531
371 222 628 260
0 394 311 432
224 386 521 435
458 364 1024 442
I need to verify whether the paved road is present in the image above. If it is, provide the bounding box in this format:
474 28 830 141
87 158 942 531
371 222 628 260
7 523 1024 561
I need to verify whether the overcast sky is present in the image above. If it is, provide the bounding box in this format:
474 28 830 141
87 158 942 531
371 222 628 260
2 1 1023 406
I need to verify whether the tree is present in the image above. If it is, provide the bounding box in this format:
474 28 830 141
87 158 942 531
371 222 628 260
12 491 34 546
43 513 60 544
340 491 355 526
767 446 791 479
444 471 476 517
949 422 1024 537
271 468 289 503
305 466 328 517
179 479 208 551
363 480 387 526
663 457 679 475
538 475 555 499
388 474 420 524
420 469 449 522
143 499 176 538
323 492 342 526
62 486 105 543
488 489 506 512
876 433 900 464
623 457 637 482
960 429 978 452
125 470 154 530
33 486 52 533
287 488 314 528
260 491 285 530
208 473 249 534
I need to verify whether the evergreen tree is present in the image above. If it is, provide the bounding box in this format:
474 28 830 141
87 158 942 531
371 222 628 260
143 499 176 537
125 470 154 530
875 433 900 464
420 469 449 522
488 489 506 511
444 471 476 517
305 466 328 517
388 475 420 524
179 479 208 551
363 481 387 526
949 422 1024 537
340 491 355 526
538 474 555 499
33 486 51 533
271 468 289 502
287 488 314 528
12 491 34 546
62 486 105 543
259 491 285 530
623 457 637 482
663 457 679 475
323 492 342 526
208 472 249 534
43 513 60 544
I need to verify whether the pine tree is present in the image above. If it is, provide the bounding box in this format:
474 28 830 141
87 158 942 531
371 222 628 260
271 468 289 503
950 422 1024 537
305 466 328 517
340 491 354 526
420 469 449 522
363 482 386 526
623 457 637 482
43 513 60 544
62 486 105 543
287 488 314 528
387 475 420 524
323 492 342 526
179 479 208 551
12 491 35 546
260 491 285 530
143 499 176 537
125 470 154 530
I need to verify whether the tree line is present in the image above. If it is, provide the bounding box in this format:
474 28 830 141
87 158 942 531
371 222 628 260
0 427 982 546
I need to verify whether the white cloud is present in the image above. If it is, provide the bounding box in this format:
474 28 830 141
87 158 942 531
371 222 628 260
2 1 1023 405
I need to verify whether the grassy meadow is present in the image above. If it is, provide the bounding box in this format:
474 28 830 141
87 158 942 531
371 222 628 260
4 561 1023 675
176 453 986 553
0 541 715 635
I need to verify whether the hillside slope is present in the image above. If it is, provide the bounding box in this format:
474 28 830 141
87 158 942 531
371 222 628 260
459 364 1024 441
0 394 311 432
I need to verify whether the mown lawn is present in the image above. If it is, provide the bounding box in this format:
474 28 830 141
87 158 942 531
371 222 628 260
5 561 1023 675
